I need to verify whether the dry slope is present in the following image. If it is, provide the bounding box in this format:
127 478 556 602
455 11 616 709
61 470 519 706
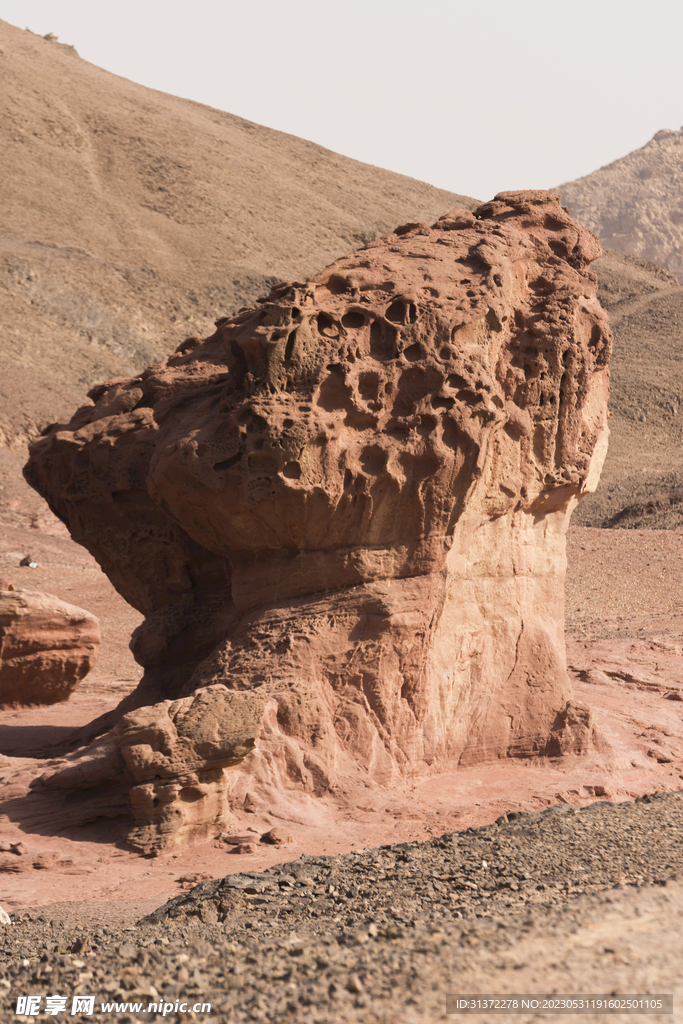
0 19 476 446
557 128 683 527
575 247 683 528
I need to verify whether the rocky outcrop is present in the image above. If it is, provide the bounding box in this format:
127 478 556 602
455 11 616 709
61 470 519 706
34 685 267 853
24 190 611 850
559 128 683 282
0 589 99 707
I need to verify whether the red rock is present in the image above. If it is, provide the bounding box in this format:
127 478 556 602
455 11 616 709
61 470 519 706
260 827 293 846
219 833 257 846
0 589 100 708
38 684 267 854
25 190 611 849
178 872 212 889
0 858 26 874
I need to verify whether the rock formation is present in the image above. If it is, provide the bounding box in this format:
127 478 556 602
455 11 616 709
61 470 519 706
38 685 267 852
0 588 99 708
24 190 611 852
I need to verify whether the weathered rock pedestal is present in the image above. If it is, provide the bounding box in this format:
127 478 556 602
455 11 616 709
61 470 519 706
24 190 611 852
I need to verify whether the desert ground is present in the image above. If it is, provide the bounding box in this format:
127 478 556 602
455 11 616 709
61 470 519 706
3 519 683 1022
3 17 683 1024
2 515 683 912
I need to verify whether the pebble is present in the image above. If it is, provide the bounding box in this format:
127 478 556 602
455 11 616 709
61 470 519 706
260 828 293 847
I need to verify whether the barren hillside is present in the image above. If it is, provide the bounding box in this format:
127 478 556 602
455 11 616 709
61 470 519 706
558 129 683 527
0 18 476 446
576 248 683 528
559 128 683 282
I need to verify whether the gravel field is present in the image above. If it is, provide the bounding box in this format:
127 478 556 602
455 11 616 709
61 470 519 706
3 792 683 1023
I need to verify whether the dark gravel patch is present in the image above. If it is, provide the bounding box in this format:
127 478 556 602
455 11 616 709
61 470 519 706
2 791 683 1021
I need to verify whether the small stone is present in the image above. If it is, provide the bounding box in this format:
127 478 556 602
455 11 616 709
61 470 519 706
11 842 29 856
235 843 258 855
0 905 11 926
177 873 212 888
199 902 219 924
648 749 674 764
260 828 293 847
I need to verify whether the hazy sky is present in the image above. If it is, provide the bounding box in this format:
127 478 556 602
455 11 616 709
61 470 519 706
2 0 681 201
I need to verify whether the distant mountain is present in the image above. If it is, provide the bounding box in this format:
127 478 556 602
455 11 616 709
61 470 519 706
0 19 476 446
558 129 683 283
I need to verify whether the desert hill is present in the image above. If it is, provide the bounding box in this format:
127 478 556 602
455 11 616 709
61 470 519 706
0 18 476 448
557 128 683 528
558 128 683 282
576 248 683 528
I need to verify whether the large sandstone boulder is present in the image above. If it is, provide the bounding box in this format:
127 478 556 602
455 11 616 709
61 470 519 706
24 191 611 850
0 588 100 707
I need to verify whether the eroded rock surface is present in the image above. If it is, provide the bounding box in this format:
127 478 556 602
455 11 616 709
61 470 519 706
33 685 267 853
0 588 99 708
24 190 611 850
